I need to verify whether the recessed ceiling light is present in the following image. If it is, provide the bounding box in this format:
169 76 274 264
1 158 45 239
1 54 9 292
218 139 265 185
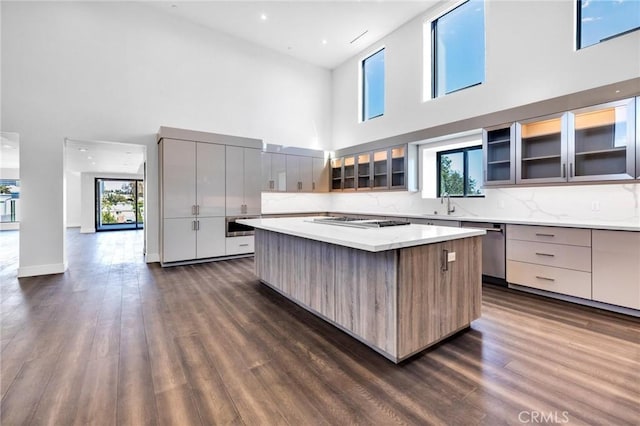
87 156 93 159
260 13 267 21
91 162 96 165
322 39 328 45
79 148 88 152
3 144 14 149
615 90 621 93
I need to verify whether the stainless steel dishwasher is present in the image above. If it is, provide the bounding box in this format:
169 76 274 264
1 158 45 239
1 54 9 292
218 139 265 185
461 221 506 285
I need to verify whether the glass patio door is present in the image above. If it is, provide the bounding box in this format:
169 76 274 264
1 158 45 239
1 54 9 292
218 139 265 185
95 178 144 231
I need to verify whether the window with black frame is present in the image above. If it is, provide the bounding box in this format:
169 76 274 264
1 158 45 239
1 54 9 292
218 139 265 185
432 0 485 98
437 146 484 197
577 0 640 49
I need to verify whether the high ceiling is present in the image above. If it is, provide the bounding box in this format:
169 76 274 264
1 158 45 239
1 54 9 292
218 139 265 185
147 1 438 69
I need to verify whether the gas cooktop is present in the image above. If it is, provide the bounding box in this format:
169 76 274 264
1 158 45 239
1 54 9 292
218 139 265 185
312 216 410 229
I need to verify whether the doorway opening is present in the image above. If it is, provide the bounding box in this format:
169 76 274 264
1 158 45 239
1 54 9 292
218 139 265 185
95 178 144 231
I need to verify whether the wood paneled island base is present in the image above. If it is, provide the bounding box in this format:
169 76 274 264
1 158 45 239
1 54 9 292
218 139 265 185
253 227 483 363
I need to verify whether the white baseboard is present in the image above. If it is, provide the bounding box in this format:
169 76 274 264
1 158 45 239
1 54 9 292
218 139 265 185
80 227 95 234
66 224 81 228
18 261 68 278
145 252 160 263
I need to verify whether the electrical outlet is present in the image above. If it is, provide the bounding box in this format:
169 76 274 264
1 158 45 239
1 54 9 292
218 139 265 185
447 252 456 262
591 201 600 212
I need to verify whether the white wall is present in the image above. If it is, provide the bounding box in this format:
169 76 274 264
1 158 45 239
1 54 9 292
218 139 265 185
1 2 331 276
331 0 640 149
65 170 81 228
0 168 19 180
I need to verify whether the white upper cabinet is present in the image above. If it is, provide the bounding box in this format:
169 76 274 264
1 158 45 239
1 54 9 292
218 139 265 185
196 142 226 217
312 157 329 192
161 138 197 219
567 98 636 182
262 152 287 192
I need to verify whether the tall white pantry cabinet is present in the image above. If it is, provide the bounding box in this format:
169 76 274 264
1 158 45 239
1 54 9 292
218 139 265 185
158 127 262 265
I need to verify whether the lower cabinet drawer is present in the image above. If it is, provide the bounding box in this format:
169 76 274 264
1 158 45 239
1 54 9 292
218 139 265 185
507 240 592 272
226 236 254 255
507 260 592 300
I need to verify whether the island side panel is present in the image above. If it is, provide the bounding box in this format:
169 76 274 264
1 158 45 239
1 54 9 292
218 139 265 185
334 246 398 357
254 229 335 320
397 236 482 359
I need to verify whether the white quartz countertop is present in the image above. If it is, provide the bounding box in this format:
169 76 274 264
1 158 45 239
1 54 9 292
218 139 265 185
238 217 486 252
326 212 640 232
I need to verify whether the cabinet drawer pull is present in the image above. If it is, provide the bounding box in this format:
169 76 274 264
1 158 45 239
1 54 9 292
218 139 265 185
535 276 555 282
535 233 555 237
239 244 249 247
191 205 197 215
535 252 555 257
441 249 449 272
192 220 196 231
562 163 566 178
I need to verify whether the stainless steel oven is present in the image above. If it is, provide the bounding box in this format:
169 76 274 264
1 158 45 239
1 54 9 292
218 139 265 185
225 216 256 237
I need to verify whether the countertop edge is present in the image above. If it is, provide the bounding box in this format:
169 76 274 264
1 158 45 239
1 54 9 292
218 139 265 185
239 218 486 252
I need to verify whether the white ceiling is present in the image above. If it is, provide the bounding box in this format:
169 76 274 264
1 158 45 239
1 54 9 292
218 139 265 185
148 1 438 69
65 139 145 175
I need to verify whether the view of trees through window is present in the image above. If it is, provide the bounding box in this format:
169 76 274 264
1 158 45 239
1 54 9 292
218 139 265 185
96 179 144 231
438 146 483 197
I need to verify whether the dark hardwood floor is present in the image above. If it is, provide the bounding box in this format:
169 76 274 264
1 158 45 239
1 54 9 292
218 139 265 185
1 229 639 425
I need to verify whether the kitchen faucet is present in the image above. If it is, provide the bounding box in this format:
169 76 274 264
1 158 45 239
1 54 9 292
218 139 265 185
441 193 455 215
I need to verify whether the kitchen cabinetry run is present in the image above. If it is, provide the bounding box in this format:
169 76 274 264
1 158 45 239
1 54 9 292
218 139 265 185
158 126 262 265
592 230 640 310
483 124 516 185
506 225 592 299
226 146 261 216
331 145 407 191
500 97 638 186
262 146 328 193
159 138 226 263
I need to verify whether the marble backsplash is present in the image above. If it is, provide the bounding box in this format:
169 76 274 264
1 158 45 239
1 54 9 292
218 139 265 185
262 183 640 228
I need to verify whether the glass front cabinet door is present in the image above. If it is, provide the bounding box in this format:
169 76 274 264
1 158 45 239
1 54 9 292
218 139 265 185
483 123 516 186
343 156 356 190
357 153 372 190
331 158 343 191
390 146 406 189
516 113 568 184
372 150 389 189
567 98 636 182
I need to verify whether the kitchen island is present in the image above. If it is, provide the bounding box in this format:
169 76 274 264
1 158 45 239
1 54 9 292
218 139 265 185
238 217 486 363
